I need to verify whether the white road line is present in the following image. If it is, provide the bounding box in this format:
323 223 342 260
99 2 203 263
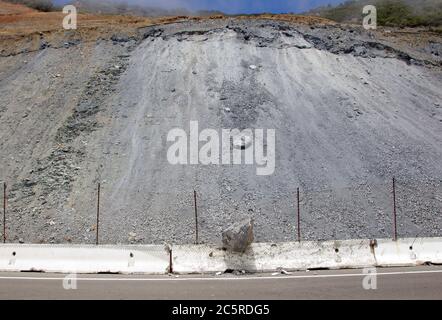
0 269 442 282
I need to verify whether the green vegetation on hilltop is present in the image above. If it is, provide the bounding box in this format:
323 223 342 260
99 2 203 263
308 0 442 27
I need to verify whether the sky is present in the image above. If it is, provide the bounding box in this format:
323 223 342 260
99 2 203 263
53 0 347 14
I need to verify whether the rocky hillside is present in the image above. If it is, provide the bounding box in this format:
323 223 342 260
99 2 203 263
0 4 441 244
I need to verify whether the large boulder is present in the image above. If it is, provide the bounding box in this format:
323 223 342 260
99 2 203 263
222 218 254 253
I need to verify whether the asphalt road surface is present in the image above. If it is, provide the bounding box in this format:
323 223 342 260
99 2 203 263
0 266 441 300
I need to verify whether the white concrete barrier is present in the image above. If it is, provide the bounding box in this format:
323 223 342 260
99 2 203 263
0 244 169 274
172 240 376 274
374 237 442 267
1 238 440 275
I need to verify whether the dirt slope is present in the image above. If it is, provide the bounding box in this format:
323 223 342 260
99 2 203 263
0 9 441 244
0 1 35 15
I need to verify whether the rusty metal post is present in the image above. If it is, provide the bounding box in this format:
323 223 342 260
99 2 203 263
169 248 173 274
194 190 199 245
297 187 301 242
392 177 397 241
96 183 100 245
3 182 6 244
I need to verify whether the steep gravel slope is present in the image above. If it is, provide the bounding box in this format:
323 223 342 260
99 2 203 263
1 19 441 244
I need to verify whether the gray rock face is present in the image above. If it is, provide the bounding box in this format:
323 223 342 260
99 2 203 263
222 219 254 253
1 19 441 244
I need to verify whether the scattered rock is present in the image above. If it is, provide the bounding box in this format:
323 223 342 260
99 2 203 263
232 135 253 150
111 34 130 43
222 218 254 253
128 232 137 242
279 269 292 275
